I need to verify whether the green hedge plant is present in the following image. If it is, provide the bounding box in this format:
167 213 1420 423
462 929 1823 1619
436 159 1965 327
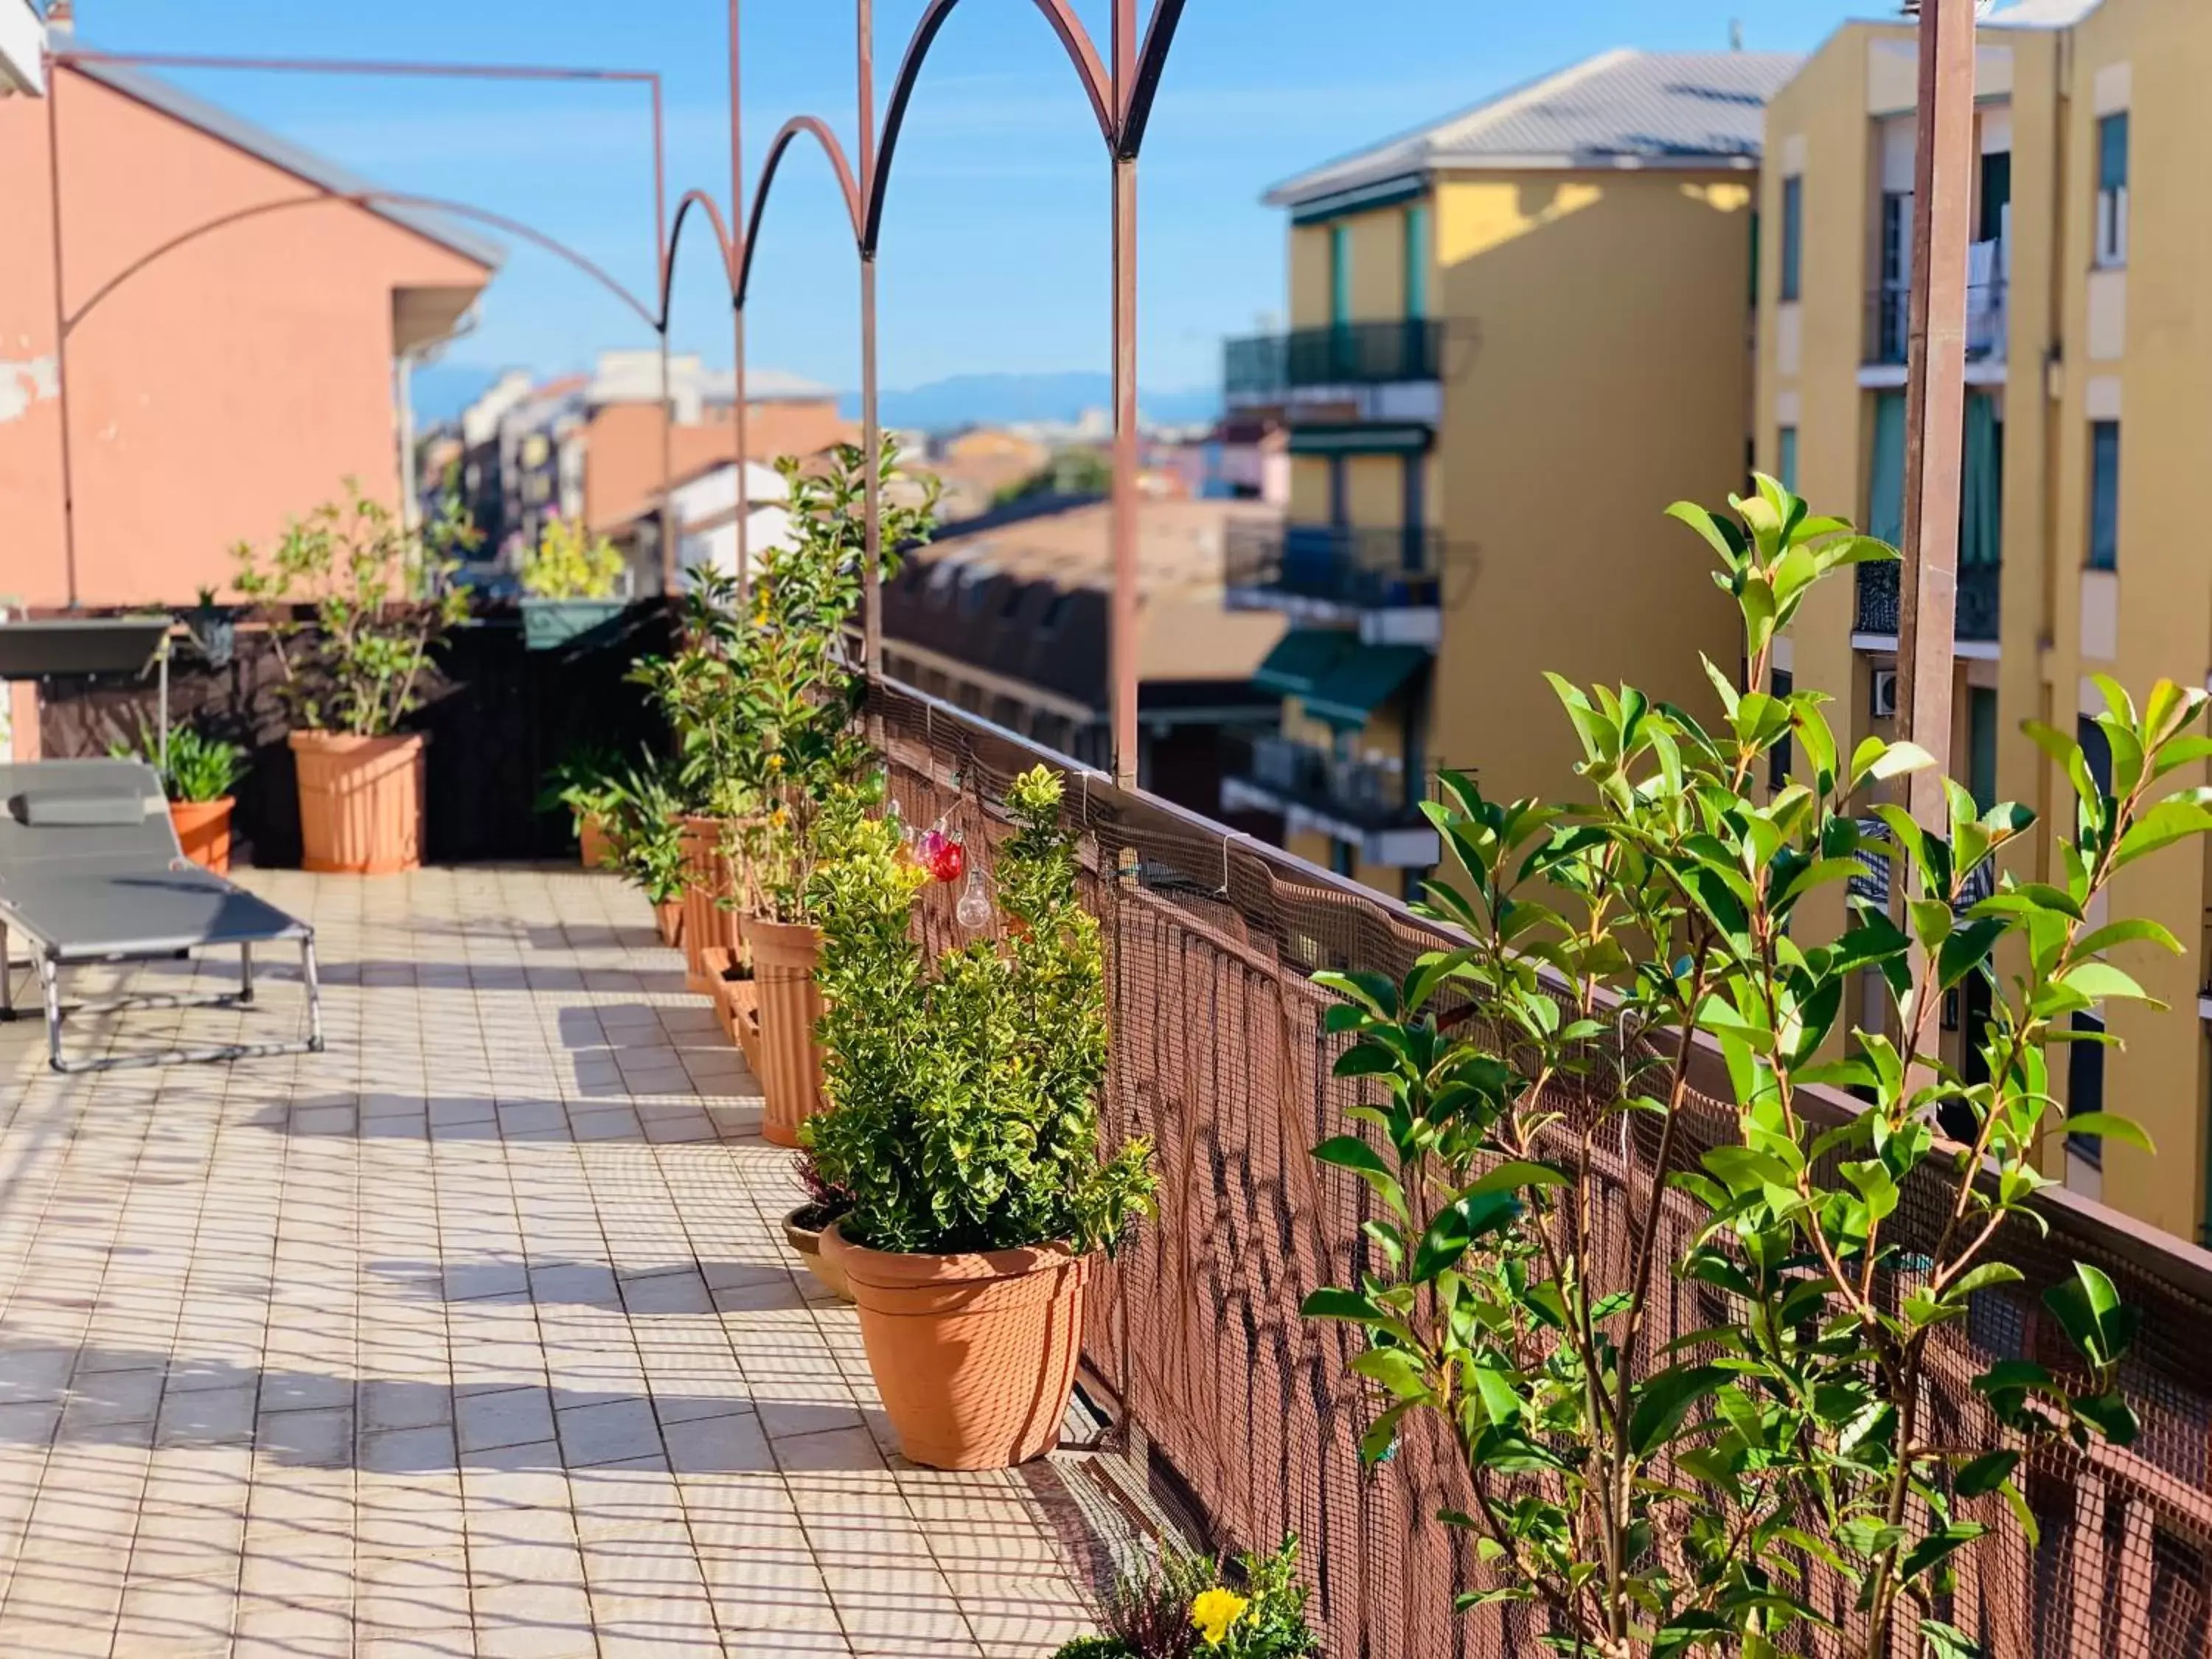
803 764 1153 1256
231 478 474 737
1301 476 2212 1659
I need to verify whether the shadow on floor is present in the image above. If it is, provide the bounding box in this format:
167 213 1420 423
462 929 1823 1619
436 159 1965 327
0 1338 870 1474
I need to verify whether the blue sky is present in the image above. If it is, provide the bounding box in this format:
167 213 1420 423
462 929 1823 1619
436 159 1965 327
69 1 1868 408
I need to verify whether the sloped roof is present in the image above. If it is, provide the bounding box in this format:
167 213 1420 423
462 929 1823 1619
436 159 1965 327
68 58 506 270
1267 49 1804 210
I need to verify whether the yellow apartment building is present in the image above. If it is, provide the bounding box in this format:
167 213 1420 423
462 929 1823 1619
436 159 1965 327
1756 0 2212 1239
1222 49 1800 898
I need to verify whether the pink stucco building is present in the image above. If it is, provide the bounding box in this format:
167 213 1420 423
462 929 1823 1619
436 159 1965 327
1 50 500 612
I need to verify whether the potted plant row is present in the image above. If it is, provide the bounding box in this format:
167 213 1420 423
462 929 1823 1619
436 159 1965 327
111 717 248 873
805 765 1155 1470
230 479 473 874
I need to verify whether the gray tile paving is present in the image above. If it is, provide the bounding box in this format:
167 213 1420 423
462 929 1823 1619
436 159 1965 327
0 866 1096 1656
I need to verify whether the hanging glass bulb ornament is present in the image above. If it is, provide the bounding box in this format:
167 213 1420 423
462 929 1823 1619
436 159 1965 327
954 863 993 931
914 819 952 880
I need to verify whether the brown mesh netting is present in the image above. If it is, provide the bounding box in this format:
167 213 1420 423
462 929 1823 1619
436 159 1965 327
868 678 2212 1659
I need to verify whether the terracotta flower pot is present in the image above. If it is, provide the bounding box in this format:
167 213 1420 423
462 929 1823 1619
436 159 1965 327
822 1222 1088 1469
748 917 824 1149
288 731 425 874
655 900 684 947
782 1206 854 1303
700 946 760 1065
678 815 733 993
578 813 615 870
170 797 236 874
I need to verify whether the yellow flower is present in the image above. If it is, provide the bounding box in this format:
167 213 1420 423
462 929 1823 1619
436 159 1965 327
1189 1587 1248 1647
767 754 785 771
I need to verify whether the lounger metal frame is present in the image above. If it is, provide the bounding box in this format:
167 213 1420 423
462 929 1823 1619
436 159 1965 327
0 923 324 1074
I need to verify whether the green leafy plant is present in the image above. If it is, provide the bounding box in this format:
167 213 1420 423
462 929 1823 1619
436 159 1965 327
231 478 475 736
110 718 248 804
1051 1535 1320 1659
709 437 938 922
520 517 626 600
804 764 1154 1256
538 744 625 823
1301 476 2212 1658
594 752 688 908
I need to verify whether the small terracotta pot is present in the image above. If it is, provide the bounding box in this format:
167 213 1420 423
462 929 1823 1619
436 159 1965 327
289 731 425 874
782 1206 854 1303
170 797 235 874
654 900 684 947
578 813 615 870
823 1222 1088 1469
748 917 824 1149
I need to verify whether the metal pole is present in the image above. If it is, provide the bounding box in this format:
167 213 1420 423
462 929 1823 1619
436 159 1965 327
44 60 79 608
1895 0 1975 832
1107 0 1140 790
859 0 883 682
729 0 751 594
658 333 678 593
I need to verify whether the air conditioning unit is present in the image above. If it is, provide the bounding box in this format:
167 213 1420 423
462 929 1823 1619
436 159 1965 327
1870 668 1899 721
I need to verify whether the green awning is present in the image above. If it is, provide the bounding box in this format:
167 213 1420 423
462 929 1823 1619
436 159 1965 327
1305 643 1430 728
1287 424 1433 456
1253 628 1356 700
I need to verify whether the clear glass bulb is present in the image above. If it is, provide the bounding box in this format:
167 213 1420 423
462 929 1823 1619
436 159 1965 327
955 866 992 931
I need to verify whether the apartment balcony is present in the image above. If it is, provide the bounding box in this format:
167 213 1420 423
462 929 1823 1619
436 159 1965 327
1220 731 1441 869
1853 559 2000 645
1223 320 1445 423
1224 519 1444 646
1848 818 1997 913
1865 272 2008 376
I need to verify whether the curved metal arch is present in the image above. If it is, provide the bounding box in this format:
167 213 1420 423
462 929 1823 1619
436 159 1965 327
66 189 660 337
1116 0 1189 161
658 187 742 330
863 0 1113 257
737 115 864 309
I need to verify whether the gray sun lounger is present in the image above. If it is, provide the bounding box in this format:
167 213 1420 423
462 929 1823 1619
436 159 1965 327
0 759 324 1074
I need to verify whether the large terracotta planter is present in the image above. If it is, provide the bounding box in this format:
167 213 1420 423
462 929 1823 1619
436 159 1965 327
289 731 425 874
823 1223 1088 1469
783 1206 854 1303
578 813 615 870
748 917 824 1148
170 798 235 874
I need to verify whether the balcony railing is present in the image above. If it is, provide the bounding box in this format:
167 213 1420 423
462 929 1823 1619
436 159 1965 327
1854 559 2000 641
1224 520 1443 611
1868 276 2008 366
1848 816 1997 913
1231 732 1427 831
872 674 2212 1659
1223 319 1444 397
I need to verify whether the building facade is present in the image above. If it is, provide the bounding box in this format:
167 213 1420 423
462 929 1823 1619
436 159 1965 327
0 54 499 610
1759 0 2212 1239
1225 49 1800 896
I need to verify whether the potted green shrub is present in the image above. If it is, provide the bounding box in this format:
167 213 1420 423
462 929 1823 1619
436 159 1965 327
709 439 938 1141
519 516 628 650
595 753 689 945
809 765 1155 1469
111 717 248 874
540 745 625 868
232 479 472 874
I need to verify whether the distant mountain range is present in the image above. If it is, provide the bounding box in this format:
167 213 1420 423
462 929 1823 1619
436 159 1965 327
841 372 1220 433
412 363 1220 433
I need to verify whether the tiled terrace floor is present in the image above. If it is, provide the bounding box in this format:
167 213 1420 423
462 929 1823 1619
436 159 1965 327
0 867 1100 1657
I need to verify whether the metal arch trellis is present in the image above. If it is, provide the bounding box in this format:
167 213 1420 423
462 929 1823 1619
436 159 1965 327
41 0 1191 785
726 0 1191 788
